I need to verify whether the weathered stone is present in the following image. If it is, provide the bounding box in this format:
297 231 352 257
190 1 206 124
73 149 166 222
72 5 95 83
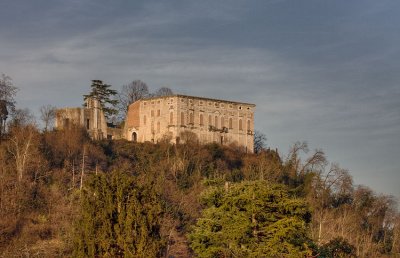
124 95 255 152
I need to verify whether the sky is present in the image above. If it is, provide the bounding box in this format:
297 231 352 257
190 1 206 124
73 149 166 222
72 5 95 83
0 0 399 203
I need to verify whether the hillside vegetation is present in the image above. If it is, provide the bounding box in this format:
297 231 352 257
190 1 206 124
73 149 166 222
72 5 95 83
0 75 399 257
0 122 399 258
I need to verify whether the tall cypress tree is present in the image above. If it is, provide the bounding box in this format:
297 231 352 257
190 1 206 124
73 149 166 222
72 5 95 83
83 80 118 119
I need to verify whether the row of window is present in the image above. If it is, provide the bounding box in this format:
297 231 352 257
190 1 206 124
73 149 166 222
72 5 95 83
150 109 161 117
143 112 252 131
176 113 251 130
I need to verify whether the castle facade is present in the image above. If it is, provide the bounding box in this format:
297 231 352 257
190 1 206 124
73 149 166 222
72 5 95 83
125 95 255 152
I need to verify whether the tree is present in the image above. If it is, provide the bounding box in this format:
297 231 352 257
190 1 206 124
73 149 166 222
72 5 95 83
0 74 18 137
118 80 149 115
189 181 313 257
6 123 40 182
253 130 267 153
40 105 56 132
83 80 118 119
73 171 163 257
0 74 17 112
319 237 356 257
153 87 173 97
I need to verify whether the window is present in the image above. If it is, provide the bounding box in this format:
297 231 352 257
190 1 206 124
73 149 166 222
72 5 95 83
200 114 204 126
157 109 160 117
170 112 173 125
190 113 194 124
208 115 212 126
151 110 154 117
239 119 243 130
229 118 233 129
247 120 251 131
143 115 147 125
157 122 160 133
181 112 185 125
215 116 219 128
86 119 90 129
221 117 224 128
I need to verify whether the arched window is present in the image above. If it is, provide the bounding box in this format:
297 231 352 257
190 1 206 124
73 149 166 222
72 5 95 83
208 115 212 126
215 116 219 128
170 112 173 125
239 119 243 131
200 114 204 126
132 132 137 142
181 112 185 125
190 113 194 124
247 120 251 131
157 121 160 133
143 115 147 125
157 109 160 117
221 117 224 128
229 118 233 129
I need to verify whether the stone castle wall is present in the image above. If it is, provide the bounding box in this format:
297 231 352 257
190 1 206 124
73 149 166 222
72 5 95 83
55 95 255 152
55 98 117 140
125 95 255 152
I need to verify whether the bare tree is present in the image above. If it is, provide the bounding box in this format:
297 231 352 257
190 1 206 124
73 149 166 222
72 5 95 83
8 108 36 128
253 130 267 153
0 74 18 138
6 124 39 182
40 105 56 131
153 87 173 97
118 80 149 115
0 74 17 111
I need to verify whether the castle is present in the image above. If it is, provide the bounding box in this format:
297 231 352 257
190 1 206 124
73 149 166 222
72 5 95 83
56 94 255 152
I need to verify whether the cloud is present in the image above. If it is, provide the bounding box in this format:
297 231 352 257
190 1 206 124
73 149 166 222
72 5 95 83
0 0 399 201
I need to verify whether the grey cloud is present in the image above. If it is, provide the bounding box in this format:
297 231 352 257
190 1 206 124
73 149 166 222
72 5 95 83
0 0 399 202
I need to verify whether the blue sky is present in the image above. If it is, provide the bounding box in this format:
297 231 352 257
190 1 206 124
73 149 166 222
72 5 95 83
0 0 399 202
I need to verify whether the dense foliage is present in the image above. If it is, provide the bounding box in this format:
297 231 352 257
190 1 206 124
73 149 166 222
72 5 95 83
189 181 313 257
74 171 163 257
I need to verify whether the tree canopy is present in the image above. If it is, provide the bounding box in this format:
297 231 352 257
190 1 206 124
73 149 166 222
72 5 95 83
73 171 163 257
83 80 118 119
189 181 313 257
118 80 149 115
